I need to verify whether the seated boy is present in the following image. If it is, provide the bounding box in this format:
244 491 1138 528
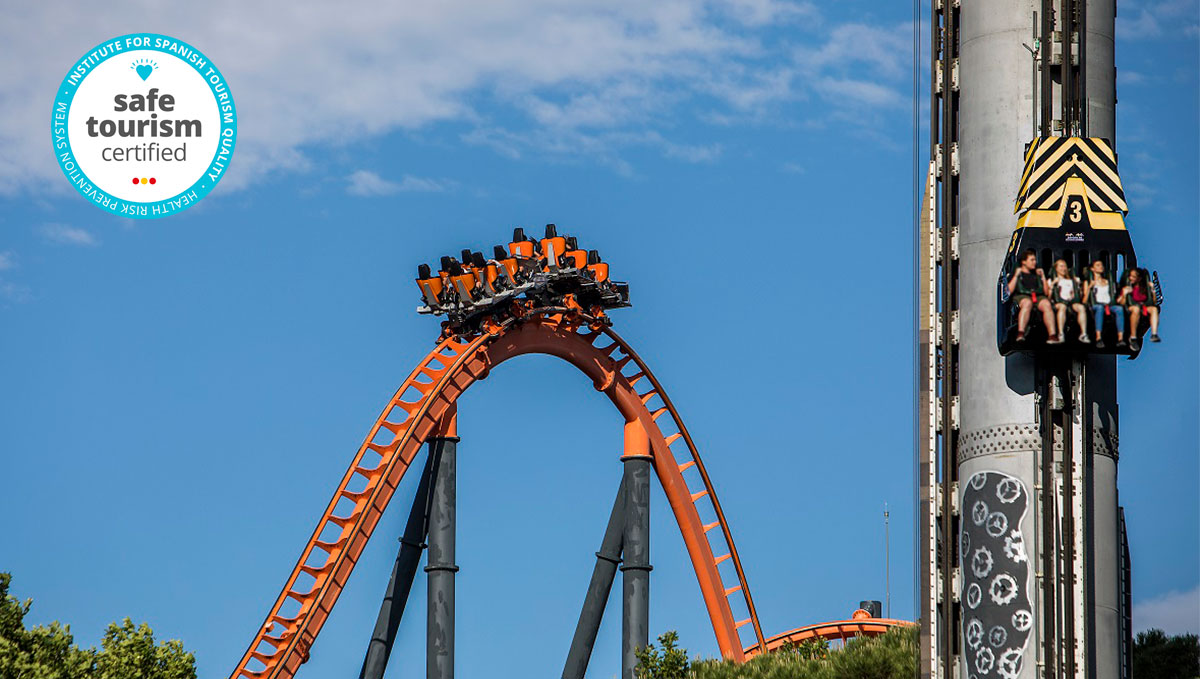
1007 249 1059 343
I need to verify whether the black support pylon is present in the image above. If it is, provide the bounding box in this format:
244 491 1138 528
562 477 627 679
425 431 458 679
358 452 437 679
620 422 652 679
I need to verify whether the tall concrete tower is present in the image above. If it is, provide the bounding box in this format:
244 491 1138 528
919 2 1129 678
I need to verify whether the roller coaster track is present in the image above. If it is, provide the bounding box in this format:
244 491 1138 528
230 310 766 679
744 614 916 657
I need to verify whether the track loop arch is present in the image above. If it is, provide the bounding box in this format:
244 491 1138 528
230 313 764 679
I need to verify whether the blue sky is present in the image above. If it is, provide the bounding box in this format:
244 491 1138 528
0 1 1196 677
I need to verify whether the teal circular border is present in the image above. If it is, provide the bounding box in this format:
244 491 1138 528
51 33 237 219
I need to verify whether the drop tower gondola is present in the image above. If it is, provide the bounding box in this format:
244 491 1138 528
996 136 1161 357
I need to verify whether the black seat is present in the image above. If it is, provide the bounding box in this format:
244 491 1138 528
997 246 1138 357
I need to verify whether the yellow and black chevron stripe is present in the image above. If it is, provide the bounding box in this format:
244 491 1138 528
1014 137 1127 215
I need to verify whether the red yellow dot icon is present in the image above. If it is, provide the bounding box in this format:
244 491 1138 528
131 177 157 185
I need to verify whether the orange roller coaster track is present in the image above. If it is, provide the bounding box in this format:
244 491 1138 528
230 309 768 679
744 609 915 658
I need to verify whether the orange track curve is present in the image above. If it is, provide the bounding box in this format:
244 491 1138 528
743 616 915 657
230 312 765 679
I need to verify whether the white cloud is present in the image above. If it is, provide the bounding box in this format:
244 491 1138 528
1135 586 1200 635
1118 70 1148 86
1117 0 1197 40
791 22 913 117
0 2 907 193
721 0 817 27
462 126 721 176
795 23 912 80
661 139 722 163
1117 10 1164 39
346 171 453 196
0 251 29 305
815 77 907 109
38 223 98 247
0 281 32 304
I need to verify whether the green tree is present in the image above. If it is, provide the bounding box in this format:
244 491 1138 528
94 619 194 679
635 631 691 679
778 637 830 662
0 572 196 679
0 572 94 679
1132 628 1199 679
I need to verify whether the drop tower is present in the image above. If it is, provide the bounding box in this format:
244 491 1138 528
919 1 1138 678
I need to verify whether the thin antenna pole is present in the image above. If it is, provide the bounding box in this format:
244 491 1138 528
884 503 891 619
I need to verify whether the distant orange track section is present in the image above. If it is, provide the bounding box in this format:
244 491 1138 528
744 613 915 657
229 312 766 679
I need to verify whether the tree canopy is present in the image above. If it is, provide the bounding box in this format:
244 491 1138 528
637 626 917 679
0 572 196 679
1132 628 1200 679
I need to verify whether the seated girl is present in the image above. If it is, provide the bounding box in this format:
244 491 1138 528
1120 267 1161 348
1084 259 1125 349
1049 259 1089 343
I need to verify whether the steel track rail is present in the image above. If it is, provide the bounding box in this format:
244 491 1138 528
744 617 914 656
229 332 488 679
598 325 767 652
229 311 762 679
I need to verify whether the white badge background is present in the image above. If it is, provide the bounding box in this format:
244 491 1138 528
68 49 219 202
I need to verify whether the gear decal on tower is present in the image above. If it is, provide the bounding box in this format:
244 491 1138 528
961 472 1031 678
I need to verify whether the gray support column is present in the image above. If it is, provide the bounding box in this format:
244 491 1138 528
426 409 459 679
1091 424 1122 679
1082 4 1122 676
360 452 437 679
620 422 652 679
562 478 626 679
957 1 1113 676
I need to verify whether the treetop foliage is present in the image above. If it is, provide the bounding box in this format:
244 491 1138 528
0 572 196 679
637 626 918 679
1132 628 1199 679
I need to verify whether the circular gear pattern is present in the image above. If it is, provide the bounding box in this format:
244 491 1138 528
966 618 985 649
990 573 1019 606
972 546 995 579
975 647 995 674
986 511 1009 538
1004 531 1027 563
998 648 1024 679
966 582 983 609
972 500 990 526
996 477 1022 503
1011 609 1033 632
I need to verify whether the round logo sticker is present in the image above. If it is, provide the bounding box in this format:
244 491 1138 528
51 34 236 218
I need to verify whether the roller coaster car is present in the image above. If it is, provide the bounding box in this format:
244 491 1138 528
998 137 1158 358
414 225 630 336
